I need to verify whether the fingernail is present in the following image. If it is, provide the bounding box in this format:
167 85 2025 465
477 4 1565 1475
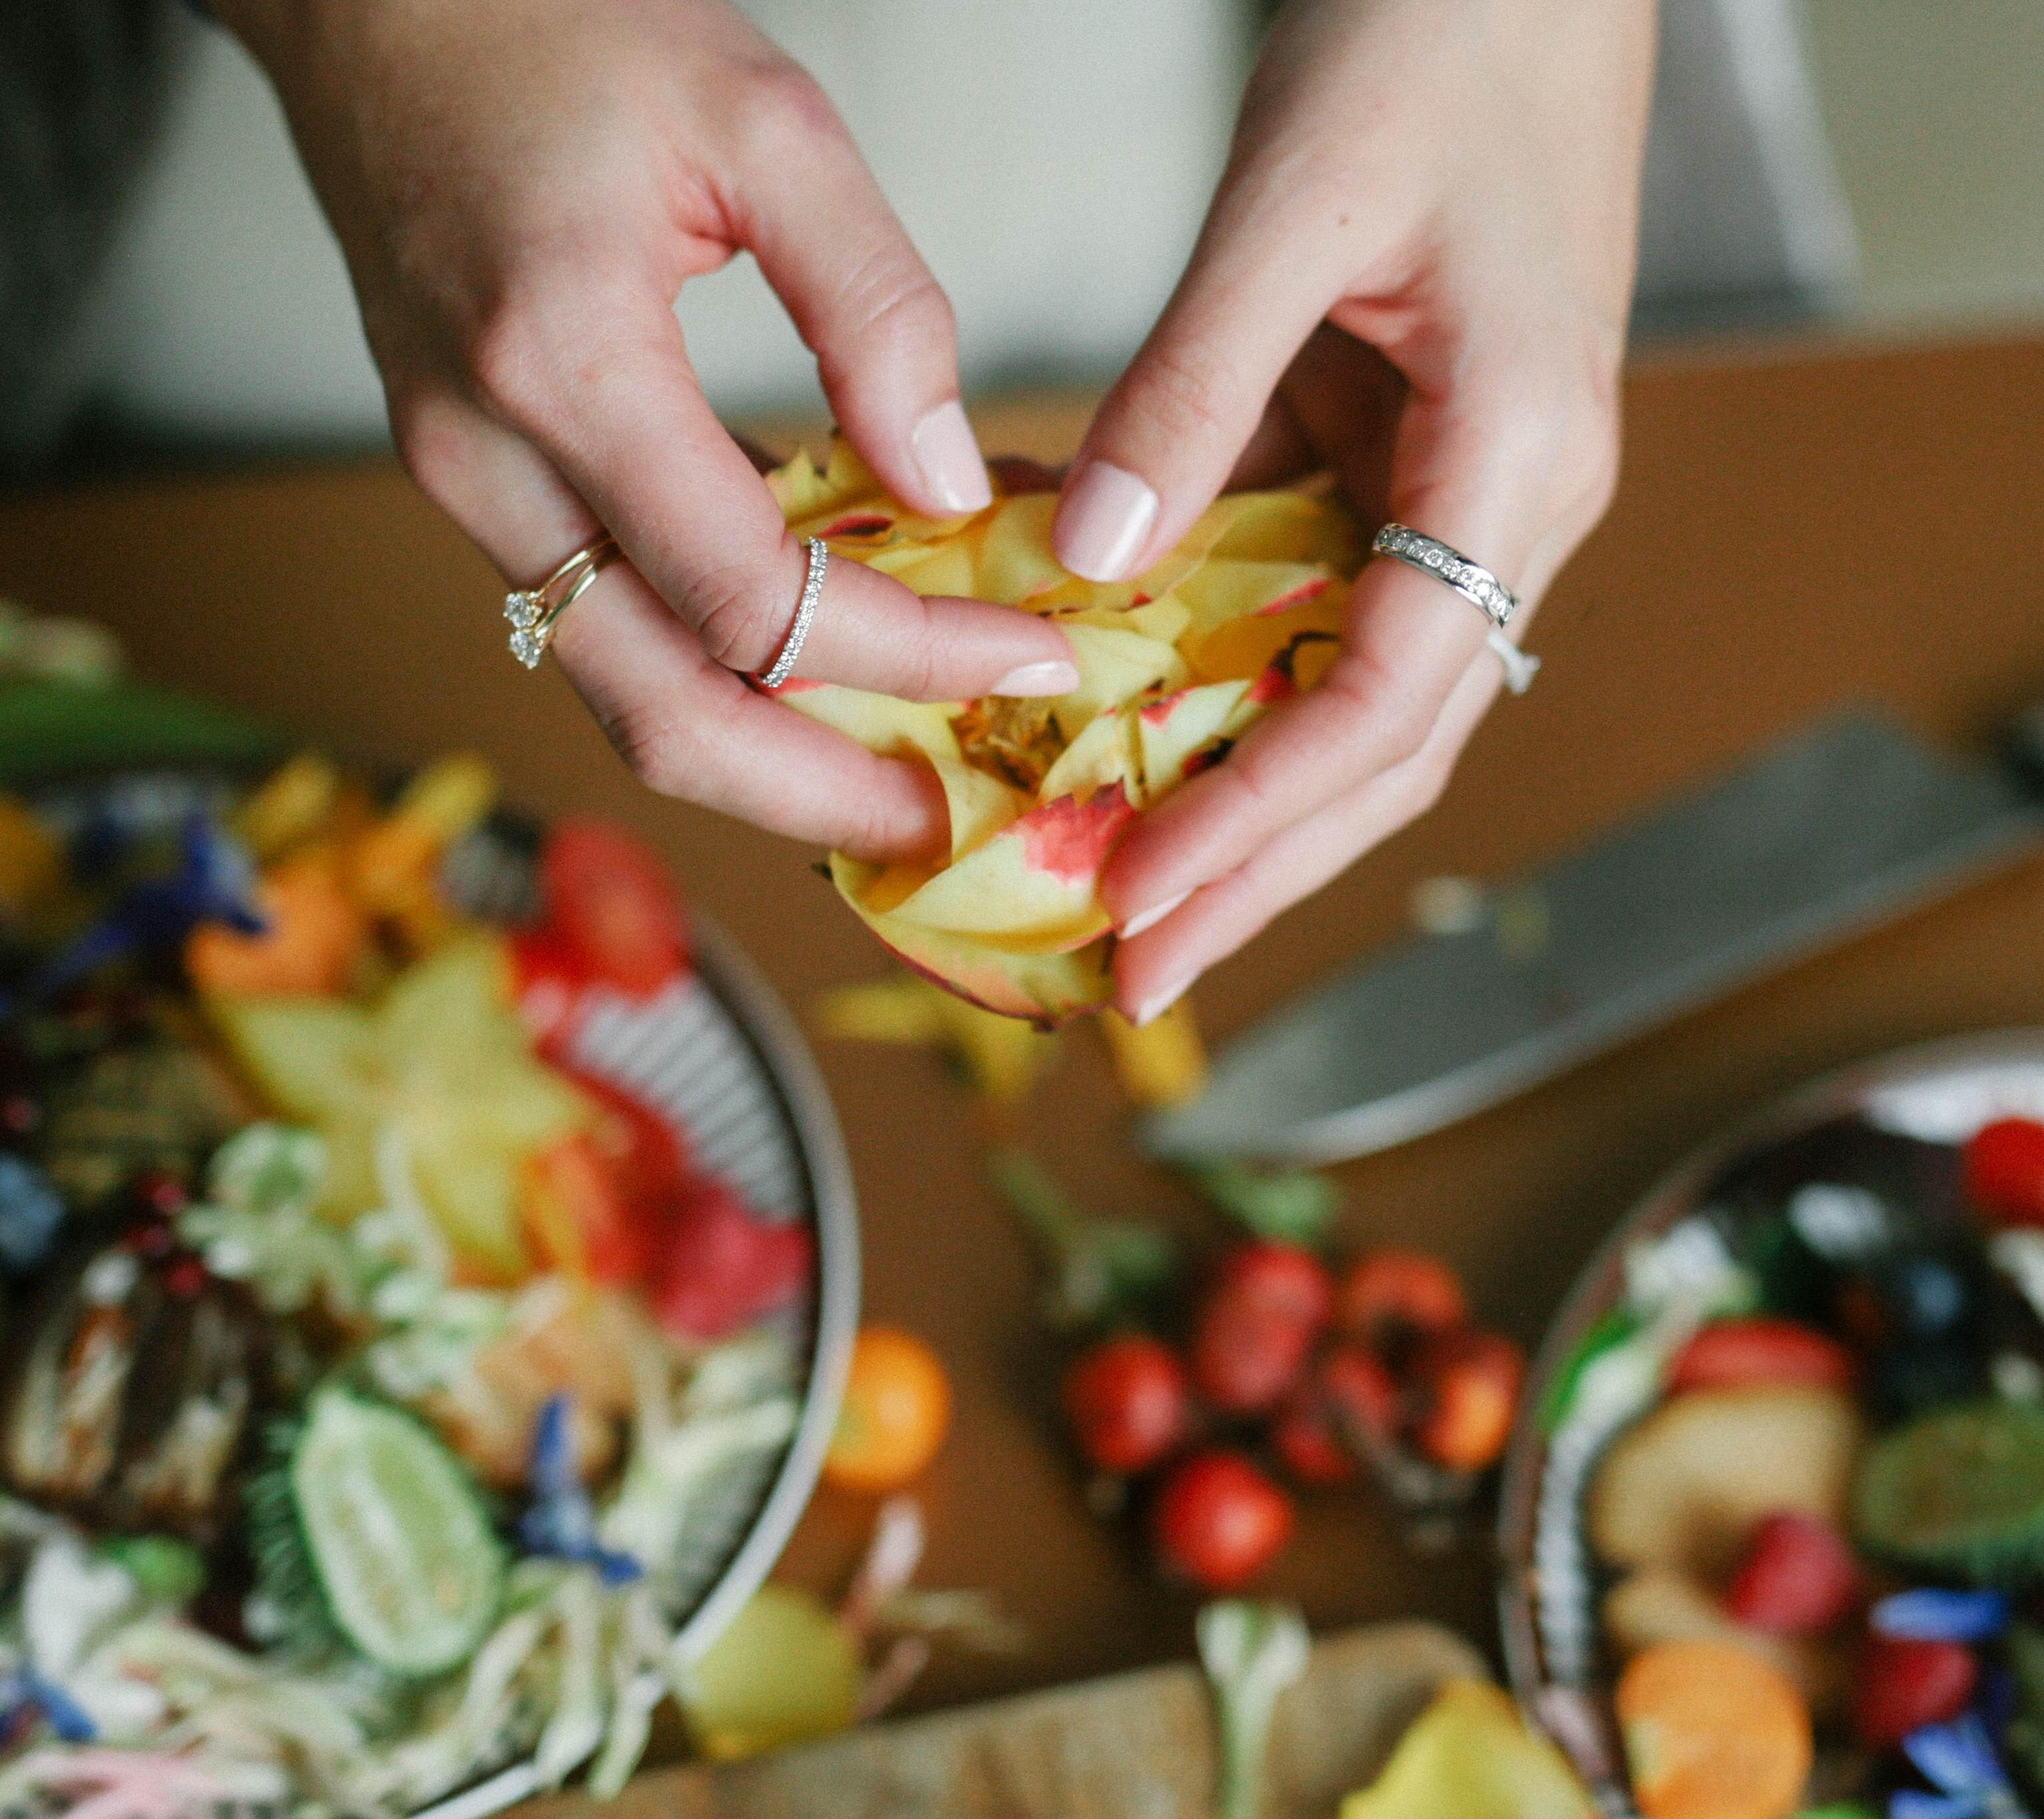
911 400 993 515
1118 888 1191 939
1132 973 1194 1028
990 658 1079 697
1057 462 1158 582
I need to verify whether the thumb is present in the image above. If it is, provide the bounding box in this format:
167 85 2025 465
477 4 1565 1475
1053 178 1345 582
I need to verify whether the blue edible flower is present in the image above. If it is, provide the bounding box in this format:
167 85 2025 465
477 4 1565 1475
1875 1590 2012 1646
1889 1714 2025 1819
0 1668 97 1744
518 1394 641 1588
3 812 265 1013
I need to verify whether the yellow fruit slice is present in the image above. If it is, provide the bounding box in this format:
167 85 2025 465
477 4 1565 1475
770 438 1368 1024
1341 1680 1593 1819
680 1585 863 1763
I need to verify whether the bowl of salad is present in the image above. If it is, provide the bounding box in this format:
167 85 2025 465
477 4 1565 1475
1500 1033 2044 1819
0 750 857 1818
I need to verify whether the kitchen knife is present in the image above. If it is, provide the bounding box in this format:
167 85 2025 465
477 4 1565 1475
1142 707 2044 1166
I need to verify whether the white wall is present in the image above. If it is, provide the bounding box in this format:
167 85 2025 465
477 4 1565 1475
79 1 1251 448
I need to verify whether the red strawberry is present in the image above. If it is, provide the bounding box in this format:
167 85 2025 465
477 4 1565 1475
1724 1511 1861 1635
1853 1634 1977 1750
1666 1317 1855 1395
1964 1117 2044 1226
651 1178 812 1341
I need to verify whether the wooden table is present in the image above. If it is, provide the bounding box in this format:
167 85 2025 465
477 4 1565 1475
4 333 2044 1716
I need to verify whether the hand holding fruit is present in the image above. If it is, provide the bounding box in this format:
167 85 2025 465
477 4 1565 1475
1078 0 1655 1021
211 0 1076 856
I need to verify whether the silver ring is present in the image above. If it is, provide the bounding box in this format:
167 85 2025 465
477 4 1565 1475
758 536 828 690
1371 523 1519 628
505 535 618 670
1371 522 1539 695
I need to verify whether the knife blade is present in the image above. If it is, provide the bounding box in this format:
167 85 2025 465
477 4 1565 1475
1142 710 2044 1166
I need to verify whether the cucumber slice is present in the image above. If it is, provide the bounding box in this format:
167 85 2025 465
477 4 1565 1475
1855 1401 2044 1588
291 1388 505 1678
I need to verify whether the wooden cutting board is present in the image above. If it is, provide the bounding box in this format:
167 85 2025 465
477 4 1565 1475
524 1622 1482 1819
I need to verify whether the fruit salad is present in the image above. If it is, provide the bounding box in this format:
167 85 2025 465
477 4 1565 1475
0 754 816 1815
764 440 1368 1026
1530 1091 2044 1818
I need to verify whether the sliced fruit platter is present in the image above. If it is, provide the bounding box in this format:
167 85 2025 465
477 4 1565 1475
1502 1034 2044 1819
0 751 854 1817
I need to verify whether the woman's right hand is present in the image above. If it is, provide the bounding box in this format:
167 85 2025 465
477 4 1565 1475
213 0 1077 858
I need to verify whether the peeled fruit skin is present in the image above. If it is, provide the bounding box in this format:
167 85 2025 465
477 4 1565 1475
773 438 1365 1024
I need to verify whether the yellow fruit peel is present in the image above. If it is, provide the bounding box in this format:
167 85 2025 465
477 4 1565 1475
769 440 1365 1025
1340 1679 1595 1819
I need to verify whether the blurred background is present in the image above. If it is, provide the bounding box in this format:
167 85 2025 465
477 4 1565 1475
6 0 2044 475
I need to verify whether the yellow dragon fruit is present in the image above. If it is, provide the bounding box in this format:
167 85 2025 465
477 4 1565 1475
770 440 1366 1026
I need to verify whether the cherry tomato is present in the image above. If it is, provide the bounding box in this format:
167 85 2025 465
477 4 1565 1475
652 1178 812 1343
1335 1248 1468 1351
1272 1347 1400 1487
1853 1634 1977 1749
520 1131 648 1283
1151 1449 1294 1591
826 1327 952 1493
1063 1335 1190 1477
539 820 689 999
1665 1317 1854 1396
1190 1243 1333 1415
1412 1329 1524 1471
1963 1117 2044 1226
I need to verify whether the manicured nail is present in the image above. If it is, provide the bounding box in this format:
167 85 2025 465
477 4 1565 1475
990 658 1079 697
1132 974 1194 1028
1057 461 1158 582
911 400 993 515
1119 888 1191 939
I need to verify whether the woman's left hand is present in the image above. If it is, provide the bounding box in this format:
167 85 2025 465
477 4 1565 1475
1052 0 1657 1024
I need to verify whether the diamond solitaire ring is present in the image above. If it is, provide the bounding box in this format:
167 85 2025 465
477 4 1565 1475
1370 522 1541 695
756 537 828 690
504 535 620 670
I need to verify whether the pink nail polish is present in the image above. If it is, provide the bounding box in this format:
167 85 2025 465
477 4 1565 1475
1119 888 1191 939
990 658 1080 697
911 401 993 515
1132 974 1194 1028
1057 462 1158 582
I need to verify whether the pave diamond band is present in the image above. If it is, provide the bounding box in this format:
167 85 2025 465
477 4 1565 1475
505 535 620 670
1370 522 1540 695
1371 523 1519 628
757 537 828 690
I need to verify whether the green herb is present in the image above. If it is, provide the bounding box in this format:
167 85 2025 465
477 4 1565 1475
989 1149 1176 1331
1186 1162 1339 1249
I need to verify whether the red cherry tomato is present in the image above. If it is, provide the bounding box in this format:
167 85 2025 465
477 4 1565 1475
1190 1243 1333 1415
1151 1450 1294 1592
1063 1336 1190 1477
652 1178 812 1341
539 819 689 999
1963 1117 2044 1226
1274 1347 1401 1487
1412 1329 1524 1471
1666 1317 1855 1397
1335 1248 1468 1351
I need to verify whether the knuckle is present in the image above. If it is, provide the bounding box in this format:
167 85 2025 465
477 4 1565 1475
388 390 467 511
735 59 848 164
605 706 702 802
1122 336 1236 448
832 259 956 373
687 556 784 672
